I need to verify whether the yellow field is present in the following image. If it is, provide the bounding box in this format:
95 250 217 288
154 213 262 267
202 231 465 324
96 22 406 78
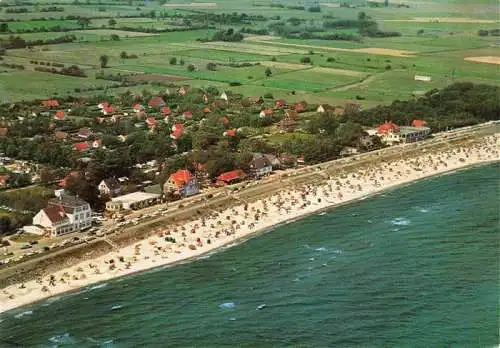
464 56 500 65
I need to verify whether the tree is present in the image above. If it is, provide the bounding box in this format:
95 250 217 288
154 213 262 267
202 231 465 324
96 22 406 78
477 29 489 36
417 29 424 36
206 62 217 71
265 67 272 77
187 64 196 72
110 34 120 41
108 18 117 28
120 51 127 59
358 12 367 21
77 17 91 29
169 57 177 65
300 56 311 64
0 23 8 33
99 55 109 68
65 174 99 208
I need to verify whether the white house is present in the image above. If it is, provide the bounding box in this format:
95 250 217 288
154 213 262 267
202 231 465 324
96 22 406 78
220 92 228 101
317 105 325 113
98 178 122 197
33 195 92 237
414 75 432 82
250 153 273 177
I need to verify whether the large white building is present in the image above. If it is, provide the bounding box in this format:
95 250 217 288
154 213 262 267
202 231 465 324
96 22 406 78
106 191 160 212
33 195 92 237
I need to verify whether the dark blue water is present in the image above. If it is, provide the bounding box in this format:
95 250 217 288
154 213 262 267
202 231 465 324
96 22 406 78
1 163 499 348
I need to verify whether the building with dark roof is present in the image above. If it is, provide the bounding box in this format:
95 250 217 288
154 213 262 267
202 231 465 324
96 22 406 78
33 195 92 236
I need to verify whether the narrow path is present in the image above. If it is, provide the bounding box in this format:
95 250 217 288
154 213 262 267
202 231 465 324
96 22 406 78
329 74 377 92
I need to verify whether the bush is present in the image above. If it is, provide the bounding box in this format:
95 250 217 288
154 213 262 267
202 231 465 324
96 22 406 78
187 64 196 72
179 59 185 65
271 56 277 62
478 29 489 36
385 64 391 70
229 81 242 86
263 92 273 99
326 57 335 62
300 56 312 64
169 57 177 65
206 62 217 71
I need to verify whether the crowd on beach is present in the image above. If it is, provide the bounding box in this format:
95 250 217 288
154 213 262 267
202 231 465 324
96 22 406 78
1 135 498 313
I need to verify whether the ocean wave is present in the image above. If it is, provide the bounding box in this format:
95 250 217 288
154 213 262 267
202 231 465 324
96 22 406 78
49 333 74 344
14 310 33 319
418 208 429 213
391 217 411 226
219 302 236 309
101 339 116 347
314 247 328 252
88 283 108 291
111 304 123 310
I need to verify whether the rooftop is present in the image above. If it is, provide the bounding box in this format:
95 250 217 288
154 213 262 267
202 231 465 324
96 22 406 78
48 195 88 209
111 192 160 204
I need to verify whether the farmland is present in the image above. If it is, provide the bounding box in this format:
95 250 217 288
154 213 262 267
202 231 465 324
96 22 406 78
0 0 498 105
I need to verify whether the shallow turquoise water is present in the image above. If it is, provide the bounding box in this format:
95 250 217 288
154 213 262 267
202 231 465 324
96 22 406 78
1 163 499 347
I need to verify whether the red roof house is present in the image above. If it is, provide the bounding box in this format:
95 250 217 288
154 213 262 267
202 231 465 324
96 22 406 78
59 171 79 188
183 111 193 118
146 117 158 128
74 142 90 152
54 110 65 120
42 99 59 108
169 169 193 189
377 121 400 135
148 96 166 108
275 99 286 108
133 104 144 113
0 175 10 187
223 129 237 137
102 105 116 115
294 102 306 112
259 108 273 118
216 169 246 185
161 106 171 115
411 119 427 128
42 205 68 224
170 123 185 139
203 107 211 114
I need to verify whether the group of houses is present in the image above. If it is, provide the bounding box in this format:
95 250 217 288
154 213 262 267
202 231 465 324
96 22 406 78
372 119 431 145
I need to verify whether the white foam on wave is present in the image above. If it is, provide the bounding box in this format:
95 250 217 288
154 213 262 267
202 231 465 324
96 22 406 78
111 304 123 310
219 302 236 309
418 208 429 213
315 247 328 252
391 217 411 226
14 310 33 319
49 333 74 344
88 283 108 291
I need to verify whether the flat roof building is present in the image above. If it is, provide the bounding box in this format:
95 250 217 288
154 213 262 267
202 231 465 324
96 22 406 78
106 192 160 212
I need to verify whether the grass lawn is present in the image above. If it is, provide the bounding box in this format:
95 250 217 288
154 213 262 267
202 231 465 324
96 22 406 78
0 70 115 103
174 48 271 62
256 68 365 92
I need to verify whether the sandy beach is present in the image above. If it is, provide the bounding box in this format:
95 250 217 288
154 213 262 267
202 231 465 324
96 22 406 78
1 134 498 313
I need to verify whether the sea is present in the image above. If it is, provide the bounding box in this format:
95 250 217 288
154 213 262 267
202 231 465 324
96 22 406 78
0 163 498 348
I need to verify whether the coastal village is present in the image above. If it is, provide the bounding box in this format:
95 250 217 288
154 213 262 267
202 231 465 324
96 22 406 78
0 79 497 314
0 85 434 245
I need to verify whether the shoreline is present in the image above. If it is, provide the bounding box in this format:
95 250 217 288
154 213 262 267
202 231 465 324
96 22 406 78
0 135 498 314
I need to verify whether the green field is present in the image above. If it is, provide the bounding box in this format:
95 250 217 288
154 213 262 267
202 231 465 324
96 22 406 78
0 0 498 105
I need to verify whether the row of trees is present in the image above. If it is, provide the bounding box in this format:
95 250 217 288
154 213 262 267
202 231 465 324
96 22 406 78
0 34 76 49
349 83 499 131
